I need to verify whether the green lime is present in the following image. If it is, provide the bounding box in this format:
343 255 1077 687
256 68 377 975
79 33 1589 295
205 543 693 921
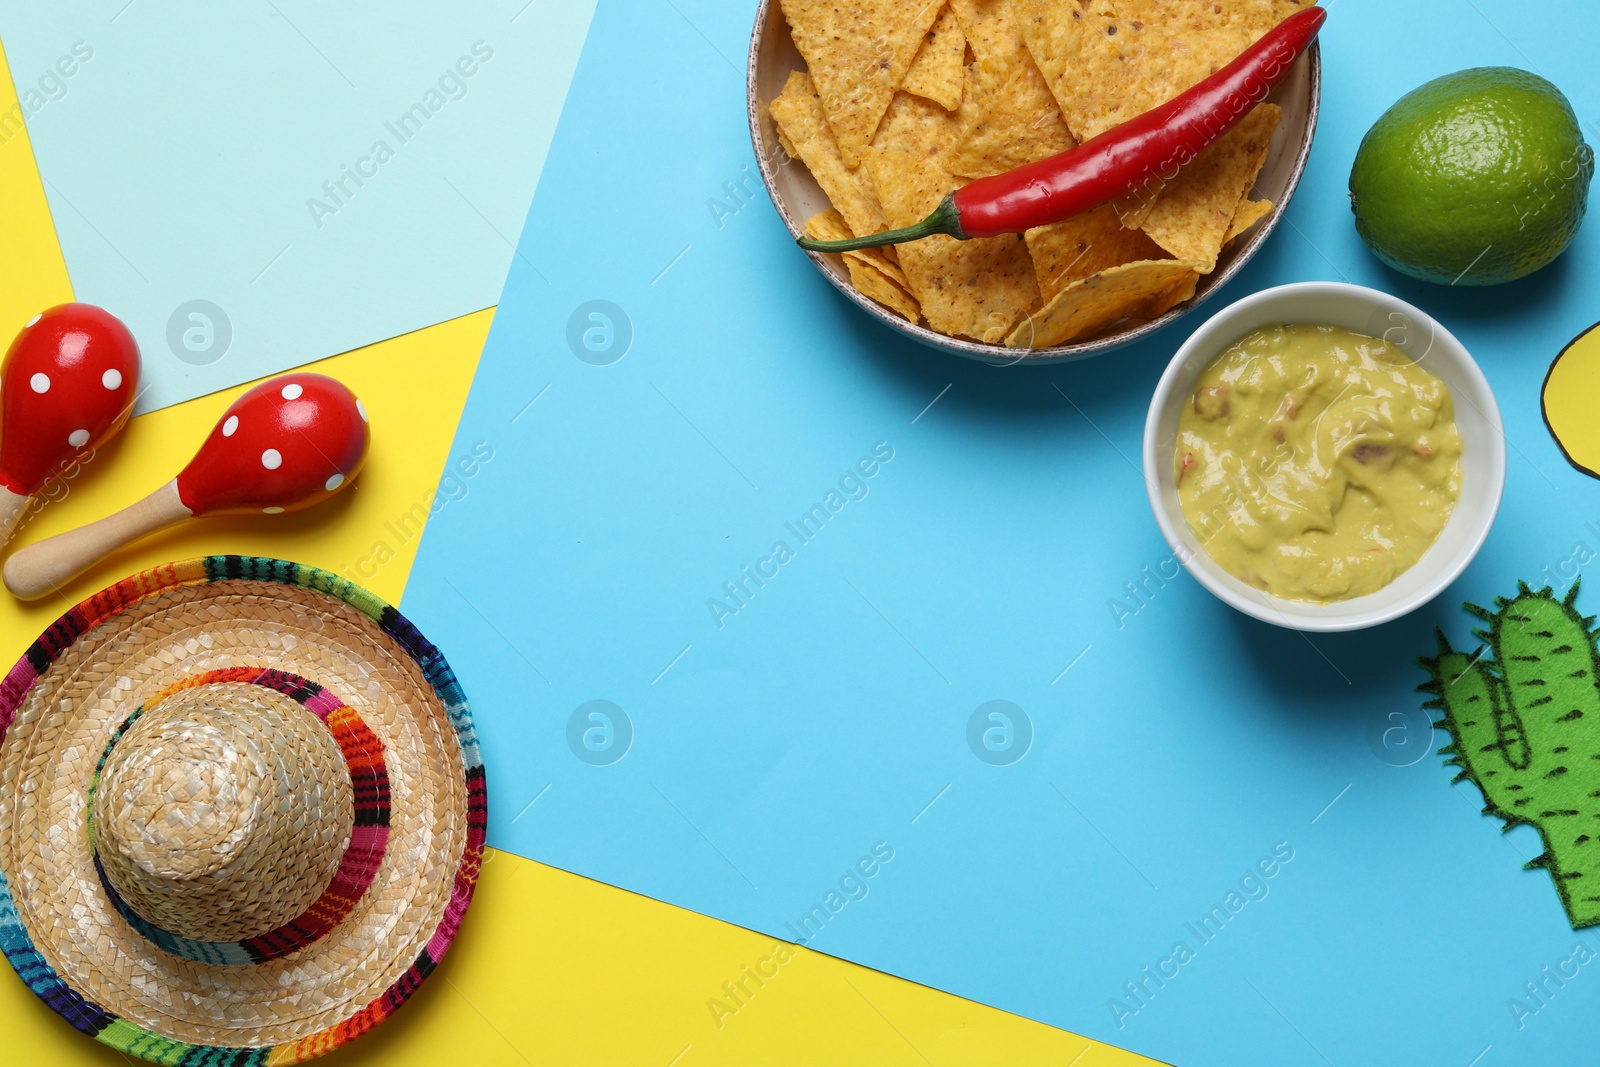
1349 67 1594 286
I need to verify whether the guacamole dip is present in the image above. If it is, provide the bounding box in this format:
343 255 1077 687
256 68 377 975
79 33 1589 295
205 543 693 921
1176 324 1463 603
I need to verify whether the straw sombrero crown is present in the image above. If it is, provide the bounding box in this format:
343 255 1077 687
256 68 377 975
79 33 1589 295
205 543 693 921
0 557 486 1064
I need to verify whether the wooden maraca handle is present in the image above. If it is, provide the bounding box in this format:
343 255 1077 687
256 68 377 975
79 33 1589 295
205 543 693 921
0 488 30 550
3 480 191 600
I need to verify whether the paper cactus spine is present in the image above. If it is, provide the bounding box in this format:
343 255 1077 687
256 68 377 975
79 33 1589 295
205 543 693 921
1419 581 1600 928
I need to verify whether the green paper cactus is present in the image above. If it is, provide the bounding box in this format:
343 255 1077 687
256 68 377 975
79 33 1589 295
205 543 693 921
1419 581 1600 928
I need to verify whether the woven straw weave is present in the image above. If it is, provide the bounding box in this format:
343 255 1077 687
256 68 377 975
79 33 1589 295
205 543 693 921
92 682 356 943
0 560 478 1057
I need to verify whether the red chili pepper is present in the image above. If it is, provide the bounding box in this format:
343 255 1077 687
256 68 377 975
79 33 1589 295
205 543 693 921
797 5 1327 253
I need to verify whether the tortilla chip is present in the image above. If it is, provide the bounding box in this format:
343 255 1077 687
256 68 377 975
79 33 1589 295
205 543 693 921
1006 259 1204 348
1024 204 1167 303
803 208 909 285
951 0 1027 67
1110 121 1278 239
945 61 1077 179
903 4 967 111
870 251 911 291
1133 192 1256 318
944 0 1074 178
777 0 945 168
769 71 888 239
775 127 799 162
1138 269 1201 319
848 262 922 322
865 92 1041 342
1226 197 1274 244
863 93 962 228
1109 182 1164 230
1140 104 1281 272
805 209 922 322
1013 0 1312 142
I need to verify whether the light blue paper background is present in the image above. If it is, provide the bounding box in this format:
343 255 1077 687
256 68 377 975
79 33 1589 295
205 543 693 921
407 1 1600 1063
0 0 597 413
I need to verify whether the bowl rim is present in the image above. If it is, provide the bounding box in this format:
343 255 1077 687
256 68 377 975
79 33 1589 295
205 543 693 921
1141 280 1508 632
745 0 1323 365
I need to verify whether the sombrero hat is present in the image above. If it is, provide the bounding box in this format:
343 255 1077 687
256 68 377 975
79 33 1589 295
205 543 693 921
0 556 485 1064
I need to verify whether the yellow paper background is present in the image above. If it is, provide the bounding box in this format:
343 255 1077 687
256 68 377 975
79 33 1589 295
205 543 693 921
0 41 1156 1067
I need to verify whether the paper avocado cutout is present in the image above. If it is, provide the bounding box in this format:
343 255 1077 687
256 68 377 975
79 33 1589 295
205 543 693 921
1543 321 1600 479
1420 581 1600 928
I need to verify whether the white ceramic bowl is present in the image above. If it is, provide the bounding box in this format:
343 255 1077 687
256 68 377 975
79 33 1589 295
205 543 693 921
746 0 1321 365
1142 282 1506 632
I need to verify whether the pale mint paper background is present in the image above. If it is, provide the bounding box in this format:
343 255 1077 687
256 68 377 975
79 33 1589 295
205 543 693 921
0 0 597 412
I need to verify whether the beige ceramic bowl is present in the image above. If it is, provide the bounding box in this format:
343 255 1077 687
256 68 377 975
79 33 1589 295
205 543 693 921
747 0 1322 364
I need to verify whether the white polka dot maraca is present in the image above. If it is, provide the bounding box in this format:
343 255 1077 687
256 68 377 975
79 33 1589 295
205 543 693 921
0 304 140 545
3 373 368 600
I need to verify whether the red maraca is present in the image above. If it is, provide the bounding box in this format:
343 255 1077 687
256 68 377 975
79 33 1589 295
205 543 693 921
3 372 368 599
0 304 140 544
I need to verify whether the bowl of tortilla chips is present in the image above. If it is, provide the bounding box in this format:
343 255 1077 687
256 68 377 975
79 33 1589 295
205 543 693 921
748 0 1322 363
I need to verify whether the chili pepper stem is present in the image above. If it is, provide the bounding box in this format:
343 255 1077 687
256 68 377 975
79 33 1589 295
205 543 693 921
795 194 966 252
